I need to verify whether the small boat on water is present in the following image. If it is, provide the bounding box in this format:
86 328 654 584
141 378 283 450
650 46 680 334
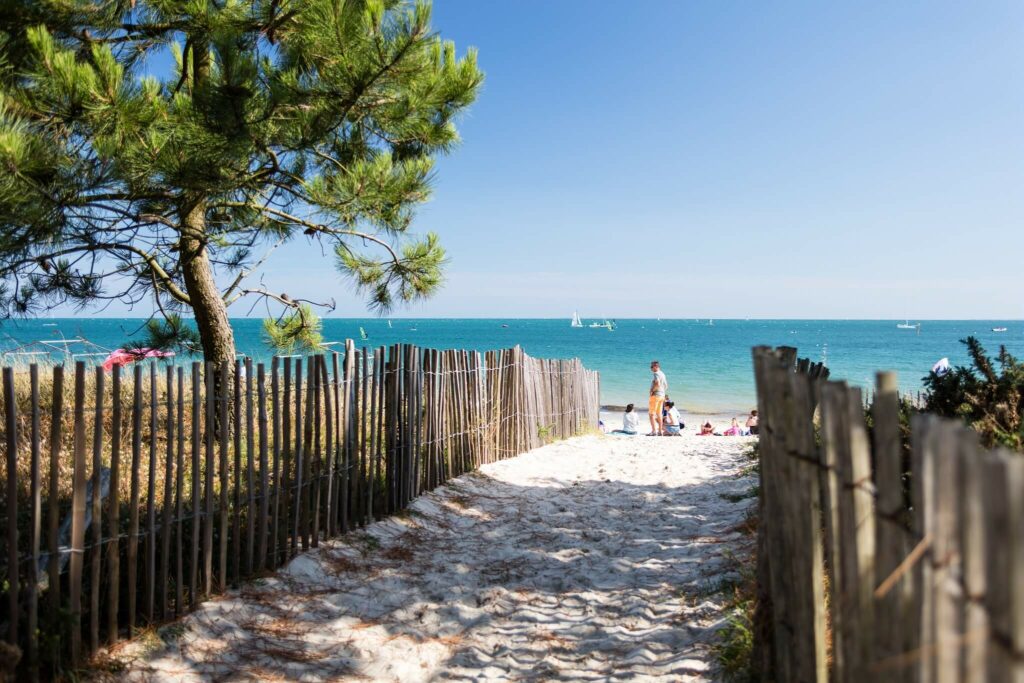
897 320 920 330
387 320 392 329
359 327 368 341
589 319 616 330
992 327 1008 333
571 311 583 328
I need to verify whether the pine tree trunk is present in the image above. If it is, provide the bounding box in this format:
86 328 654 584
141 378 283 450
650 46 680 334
178 37 235 366
180 201 236 365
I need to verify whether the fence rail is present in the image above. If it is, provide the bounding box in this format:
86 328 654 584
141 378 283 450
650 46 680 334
752 345 1020 682
0 342 600 680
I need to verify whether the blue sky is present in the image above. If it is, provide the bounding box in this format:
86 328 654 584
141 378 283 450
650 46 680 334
83 1 1024 319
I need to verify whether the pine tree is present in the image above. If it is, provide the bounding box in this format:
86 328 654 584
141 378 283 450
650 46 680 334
0 0 482 361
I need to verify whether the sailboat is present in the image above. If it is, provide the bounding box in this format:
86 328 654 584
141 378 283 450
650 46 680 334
571 311 583 328
896 320 920 330
359 327 368 341
387 320 392 329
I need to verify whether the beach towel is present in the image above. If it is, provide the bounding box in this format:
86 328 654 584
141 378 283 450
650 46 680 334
102 348 175 372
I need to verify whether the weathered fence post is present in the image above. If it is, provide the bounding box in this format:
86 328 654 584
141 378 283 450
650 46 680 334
821 381 876 683
981 447 1023 679
752 346 828 683
753 345 826 682
3 367 20 649
68 362 87 663
957 429 986 683
871 371 914 683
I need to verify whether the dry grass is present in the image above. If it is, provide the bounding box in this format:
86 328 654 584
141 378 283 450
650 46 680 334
1 366 216 507
529 628 568 646
324 553 367 574
728 509 759 537
433 633 464 648
237 667 295 682
260 644 328 664
446 494 474 509
381 545 415 562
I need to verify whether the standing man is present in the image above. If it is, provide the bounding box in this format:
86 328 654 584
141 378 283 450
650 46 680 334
648 361 669 435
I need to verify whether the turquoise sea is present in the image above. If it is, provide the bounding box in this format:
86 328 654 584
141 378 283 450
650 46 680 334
1 318 1021 413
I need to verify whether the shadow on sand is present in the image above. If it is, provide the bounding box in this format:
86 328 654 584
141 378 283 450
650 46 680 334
116 438 757 682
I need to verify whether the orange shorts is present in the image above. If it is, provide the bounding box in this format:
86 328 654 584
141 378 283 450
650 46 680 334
649 395 665 418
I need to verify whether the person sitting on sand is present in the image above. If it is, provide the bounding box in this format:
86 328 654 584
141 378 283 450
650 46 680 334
611 404 640 435
746 410 759 436
699 421 714 436
723 417 743 436
662 401 682 435
648 361 668 435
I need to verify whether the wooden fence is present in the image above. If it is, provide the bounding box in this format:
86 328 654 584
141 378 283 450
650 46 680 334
0 342 600 680
752 345 1021 682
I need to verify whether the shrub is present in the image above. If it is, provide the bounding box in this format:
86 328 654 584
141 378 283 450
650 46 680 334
923 337 1024 450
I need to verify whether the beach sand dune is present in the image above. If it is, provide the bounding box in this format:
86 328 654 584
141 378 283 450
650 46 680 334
112 433 757 682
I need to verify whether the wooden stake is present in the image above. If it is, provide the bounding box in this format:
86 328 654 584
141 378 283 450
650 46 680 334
68 362 87 662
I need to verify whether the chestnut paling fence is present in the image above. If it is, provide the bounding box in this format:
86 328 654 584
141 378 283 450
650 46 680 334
752 345 1019 682
0 342 600 679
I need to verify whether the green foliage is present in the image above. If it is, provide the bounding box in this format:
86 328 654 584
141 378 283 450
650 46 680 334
0 0 483 355
126 314 202 354
262 304 323 354
719 486 759 503
337 231 446 314
709 551 759 681
715 603 756 682
537 422 554 442
923 336 1024 450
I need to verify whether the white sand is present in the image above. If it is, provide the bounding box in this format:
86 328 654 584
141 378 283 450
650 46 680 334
111 432 757 682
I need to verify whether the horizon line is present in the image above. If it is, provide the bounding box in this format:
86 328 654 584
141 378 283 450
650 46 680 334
4 316 1023 323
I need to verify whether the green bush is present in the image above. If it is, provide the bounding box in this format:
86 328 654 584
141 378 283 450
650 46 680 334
923 337 1024 450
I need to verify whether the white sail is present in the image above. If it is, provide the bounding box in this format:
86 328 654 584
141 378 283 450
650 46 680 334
571 311 583 328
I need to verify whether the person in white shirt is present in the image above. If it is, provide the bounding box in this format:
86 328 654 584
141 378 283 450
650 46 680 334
612 403 640 435
648 361 669 435
662 401 682 435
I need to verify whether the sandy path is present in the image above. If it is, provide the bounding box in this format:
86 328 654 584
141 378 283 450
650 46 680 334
114 433 757 682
